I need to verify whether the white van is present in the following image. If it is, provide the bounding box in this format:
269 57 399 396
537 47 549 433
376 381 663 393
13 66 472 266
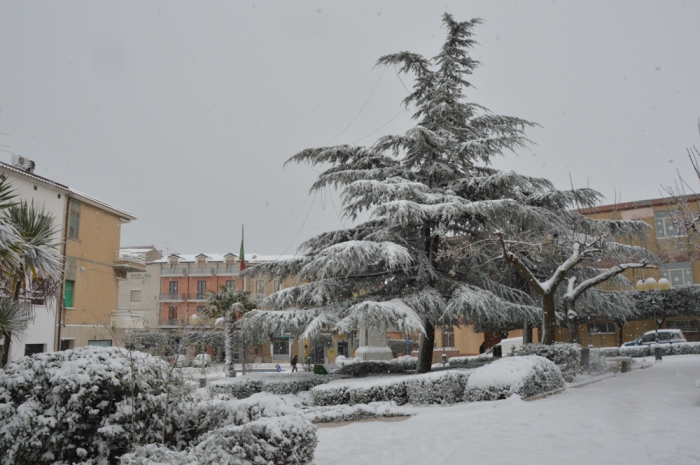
489 337 523 356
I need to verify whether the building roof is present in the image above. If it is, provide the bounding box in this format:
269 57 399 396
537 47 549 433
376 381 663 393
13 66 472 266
153 253 297 264
575 193 700 215
0 161 136 222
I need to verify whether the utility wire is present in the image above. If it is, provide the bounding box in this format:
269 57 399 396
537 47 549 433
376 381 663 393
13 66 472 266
322 67 386 146
277 190 318 258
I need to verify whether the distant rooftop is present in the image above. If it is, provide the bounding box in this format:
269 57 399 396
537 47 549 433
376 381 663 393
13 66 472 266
575 193 700 215
153 253 297 264
0 160 136 222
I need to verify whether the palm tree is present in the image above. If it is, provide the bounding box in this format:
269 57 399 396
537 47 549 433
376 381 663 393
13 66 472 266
0 200 62 367
0 299 33 362
205 285 255 377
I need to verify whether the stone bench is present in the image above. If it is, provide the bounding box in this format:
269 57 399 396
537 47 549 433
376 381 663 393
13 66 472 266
606 356 633 373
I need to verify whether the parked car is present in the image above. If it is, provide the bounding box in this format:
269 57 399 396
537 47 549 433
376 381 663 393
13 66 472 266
192 353 212 367
621 329 687 347
483 336 524 356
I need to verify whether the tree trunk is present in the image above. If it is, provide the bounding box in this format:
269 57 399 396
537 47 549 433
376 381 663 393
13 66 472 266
224 309 236 377
566 300 580 344
542 293 556 345
1 331 11 367
416 320 435 374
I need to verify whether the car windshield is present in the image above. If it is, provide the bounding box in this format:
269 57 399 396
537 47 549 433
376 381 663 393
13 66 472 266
641 332 673 342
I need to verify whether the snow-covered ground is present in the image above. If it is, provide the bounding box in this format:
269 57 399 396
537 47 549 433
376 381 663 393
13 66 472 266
315 355 700 465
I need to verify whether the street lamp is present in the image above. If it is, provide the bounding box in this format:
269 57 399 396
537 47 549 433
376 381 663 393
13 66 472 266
635 276 671 360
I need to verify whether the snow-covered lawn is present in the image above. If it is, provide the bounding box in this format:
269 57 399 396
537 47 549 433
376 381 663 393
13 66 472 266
315 355 700 465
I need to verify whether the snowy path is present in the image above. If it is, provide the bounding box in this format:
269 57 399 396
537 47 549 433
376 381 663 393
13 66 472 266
315 355 700 465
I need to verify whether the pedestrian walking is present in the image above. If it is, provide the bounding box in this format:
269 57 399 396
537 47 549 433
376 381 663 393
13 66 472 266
290 355 298 373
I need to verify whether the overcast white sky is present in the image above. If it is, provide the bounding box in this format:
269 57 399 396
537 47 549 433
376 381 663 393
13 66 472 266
1 1 699 256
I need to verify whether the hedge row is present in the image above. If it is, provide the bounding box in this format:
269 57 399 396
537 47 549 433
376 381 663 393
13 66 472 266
448 353 494 369
209 374 337 399
303 402 411 424
312 370 472 407
515 343 580 382
597 342 700 358
335 357 418 377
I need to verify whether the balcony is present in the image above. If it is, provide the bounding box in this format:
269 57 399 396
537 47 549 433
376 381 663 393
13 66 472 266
114 252 146 273
159 293 186 302
158 318 187 327
189 267 215 277
218 265 239 276
188 292 208 301
161 267 187 277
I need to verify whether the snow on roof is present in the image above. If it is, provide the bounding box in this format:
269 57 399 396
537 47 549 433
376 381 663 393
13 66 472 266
153 253 297 264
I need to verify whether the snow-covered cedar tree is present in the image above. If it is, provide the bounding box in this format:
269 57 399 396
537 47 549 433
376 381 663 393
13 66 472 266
515 343 581 382
0 347 194 465
240 14 600 372
464 355 564 401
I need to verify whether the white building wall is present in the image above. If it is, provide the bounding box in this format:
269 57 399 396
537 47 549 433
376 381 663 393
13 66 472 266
114 263 161 330
0 164 67 360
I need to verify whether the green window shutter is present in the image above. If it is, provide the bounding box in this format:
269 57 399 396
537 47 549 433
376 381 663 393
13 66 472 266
64 280 75 308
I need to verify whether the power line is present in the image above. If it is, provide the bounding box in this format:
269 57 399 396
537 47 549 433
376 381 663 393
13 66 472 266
323 67 386 146
349 109 407 145
277 190 318 258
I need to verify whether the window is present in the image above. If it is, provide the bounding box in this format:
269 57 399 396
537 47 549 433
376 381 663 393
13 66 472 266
667 320 699 332
87 340 112 347
655 211 680 238
275 280 284 292
197 281 206 299
661 262 693 287
226 280 236 290
588 323 616 334
169 281 178 294
24 344 45 356
68 199 81 240
273 338 290 355
168 306 177 320
255 280 265 295
60 339 74 351
441 326 455 348
64 280 75 308
130 290 141 302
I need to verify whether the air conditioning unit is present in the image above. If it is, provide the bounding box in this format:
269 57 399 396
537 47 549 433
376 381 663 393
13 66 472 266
11 155 36 173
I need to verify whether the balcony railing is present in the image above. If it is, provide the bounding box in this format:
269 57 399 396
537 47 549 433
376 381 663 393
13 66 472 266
189 267 214 276
161 268 187 277
159 293 186 301
114 251 147 272
158 318 187 327
188 293 208 301
218 265 239 276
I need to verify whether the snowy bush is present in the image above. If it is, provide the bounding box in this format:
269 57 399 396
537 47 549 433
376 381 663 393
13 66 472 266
209 374 335 399
586 350 611 376
121 415 317 465
0 347 192 465
671 342 700 355
464 355 564 402
597 347 621 357
335 359 417 377
312 370 471 406
516 343 580 382
619 345 653 358
448 353 493 368
302 402 411 424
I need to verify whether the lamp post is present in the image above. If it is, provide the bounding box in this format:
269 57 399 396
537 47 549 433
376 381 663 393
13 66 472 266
635 276 671 360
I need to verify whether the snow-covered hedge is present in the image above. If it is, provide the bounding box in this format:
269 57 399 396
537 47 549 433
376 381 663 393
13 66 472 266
302 402 411 424
312 370 471 406
209 374 335 399
335 357 418 377
464 355 565 402
597 342 700 358
515 343 580 382
0 347 192 465
448 353 493 368
121 415 317 465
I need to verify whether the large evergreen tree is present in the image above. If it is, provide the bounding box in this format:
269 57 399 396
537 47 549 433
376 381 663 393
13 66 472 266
241 14 651 371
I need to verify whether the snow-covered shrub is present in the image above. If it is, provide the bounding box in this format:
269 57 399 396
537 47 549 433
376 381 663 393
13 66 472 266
619 345 652 357
597 347 621 357
209 374 334 399
464 355 564 402
312 370 471 406
335 360 415 377
516 343 580 382
671 342 700 355
121 415 317 465
0 347 192 465
586 350 611 376
448 353 493 368
302 402 411 424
